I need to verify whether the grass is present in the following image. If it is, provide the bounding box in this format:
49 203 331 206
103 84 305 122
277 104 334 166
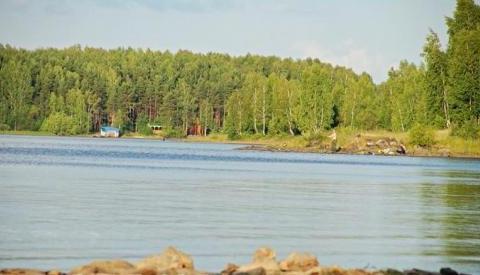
0 130 55 136
436 131 480 157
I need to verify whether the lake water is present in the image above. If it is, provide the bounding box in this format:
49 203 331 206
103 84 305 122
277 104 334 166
0 135 479 273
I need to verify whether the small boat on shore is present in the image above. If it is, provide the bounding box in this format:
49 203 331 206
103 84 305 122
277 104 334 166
99 126 120 138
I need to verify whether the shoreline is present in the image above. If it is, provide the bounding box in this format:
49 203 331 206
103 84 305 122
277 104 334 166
0 247 469 275
233 144 480 160
1 131 479 160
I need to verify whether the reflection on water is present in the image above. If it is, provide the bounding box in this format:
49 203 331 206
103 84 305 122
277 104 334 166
0 135 479 273
420 171 480 266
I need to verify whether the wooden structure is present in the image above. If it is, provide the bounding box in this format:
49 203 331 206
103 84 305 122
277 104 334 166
148 123 163 134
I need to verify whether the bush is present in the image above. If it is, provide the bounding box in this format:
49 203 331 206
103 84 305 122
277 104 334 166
409 123 435 147
136 116 153 136
303 131 326 147
163 127 185 138
0 123 11 131
225 126 239 140
40 112 78 135
451 120 479 139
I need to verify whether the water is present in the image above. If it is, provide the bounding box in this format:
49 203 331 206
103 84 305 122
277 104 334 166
0 135 479 273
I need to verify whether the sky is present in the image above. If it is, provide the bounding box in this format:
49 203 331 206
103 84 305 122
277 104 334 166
0 0 462 83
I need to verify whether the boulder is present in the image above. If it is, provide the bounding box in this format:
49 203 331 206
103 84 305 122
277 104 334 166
380 148 392 155
233 267 266 275
439 268 458 275
403 269 439 275
438 149 450 157
70 260 135 274
221 264 239 275
279 252 319 272
305 266 383 275
396 144 407 155
253 248 276 263
136 247 194 272
375 139 388 148
0 269 46 275
236 248 280 275
378 269 403 275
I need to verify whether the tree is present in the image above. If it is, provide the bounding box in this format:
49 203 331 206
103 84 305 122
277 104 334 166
446 0 480 128
0 60 32 130
422 30 450 128
383 61 426 132
296 64 334 133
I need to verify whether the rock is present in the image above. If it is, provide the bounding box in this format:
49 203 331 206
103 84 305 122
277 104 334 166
136 269 158 275
221 264 239 275
375 139 388 148
388 141 397 147
379 269 403 275
279 252 319 272
253 248 276 263
403 269 439 275
136 247 194 272
236 248 280 275
307 266 380 275
438 149 450 157
305 267 323 275
396 144 406 155
320 265 345 275
380 148 392 155
439 268 458 275
233 267 266 275
46 271 65 275
70 260 135 274
0 269 46 275
366 141 375 147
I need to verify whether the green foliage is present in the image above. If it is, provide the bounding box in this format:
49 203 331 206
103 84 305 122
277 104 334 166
0 123 11 131
422 30 449 128
408 124 436 147
162 127 185 138
40 112 77 135
225 126 239 140
136 115 153 136
451 120 479 139
445 0 480 127
303 131 326 147
381 61 427 132
39 91 91 135
0 60 33 130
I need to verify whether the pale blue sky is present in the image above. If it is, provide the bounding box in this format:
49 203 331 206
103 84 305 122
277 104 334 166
0 0 463 82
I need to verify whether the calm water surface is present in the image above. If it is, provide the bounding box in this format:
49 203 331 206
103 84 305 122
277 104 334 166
0 135 479 273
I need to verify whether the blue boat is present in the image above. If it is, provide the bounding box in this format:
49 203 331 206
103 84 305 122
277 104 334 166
100 126 120 137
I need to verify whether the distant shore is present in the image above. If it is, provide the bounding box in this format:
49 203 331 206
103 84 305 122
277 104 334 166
2 129 480 160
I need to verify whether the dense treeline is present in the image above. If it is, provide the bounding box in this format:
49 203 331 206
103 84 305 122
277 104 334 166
0 0 479 138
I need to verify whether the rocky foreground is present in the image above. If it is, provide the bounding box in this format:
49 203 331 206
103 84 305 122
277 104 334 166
0 247 468 275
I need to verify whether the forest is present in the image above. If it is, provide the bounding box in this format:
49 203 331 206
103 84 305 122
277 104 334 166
0 0 479 139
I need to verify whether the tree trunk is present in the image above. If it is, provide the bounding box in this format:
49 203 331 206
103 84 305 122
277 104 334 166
262 86 266 135
350 103 355 128
253 88 258 134
287 88 294 136
314 89 318 132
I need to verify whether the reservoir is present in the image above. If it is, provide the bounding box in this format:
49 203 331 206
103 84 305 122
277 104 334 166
0 135 479 273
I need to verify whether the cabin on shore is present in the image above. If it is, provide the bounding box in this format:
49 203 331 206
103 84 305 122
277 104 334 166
148 123 163 134
100 126 120 137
